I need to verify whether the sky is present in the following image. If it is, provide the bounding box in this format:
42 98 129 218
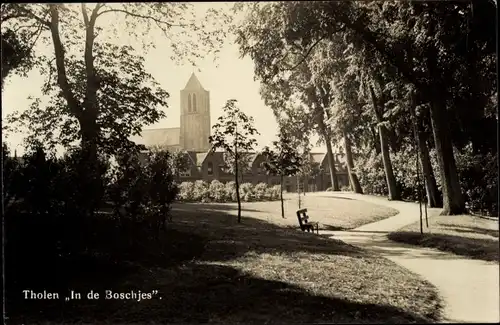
1 3 324 156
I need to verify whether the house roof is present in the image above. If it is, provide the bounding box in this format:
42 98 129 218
195 152 209 167
311 153 326 164
131 127 180 148
248 153 260 167
183 73 205 91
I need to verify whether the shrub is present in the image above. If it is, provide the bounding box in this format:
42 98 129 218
209 180 226 202
268 185 282 200
193 180 210 202
239 182 255 202
356 147 423 201
455 147 497 216
175 180 281 203
391 146 421 202
253 182 268 201
108 151 148 222
356 152 388 196
340 185 351 192
5 144 113 296
178 182 195 201
225 181 237 201
144 150 179 232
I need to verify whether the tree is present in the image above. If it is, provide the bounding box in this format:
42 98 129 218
1 4 41 89
209 99 259 223
221 152 253 184
257 64 341 191
148 145 190 183
6 46 168 156
235 1 496 215
2 3 233 218
262 127 302 218
2 3 232 159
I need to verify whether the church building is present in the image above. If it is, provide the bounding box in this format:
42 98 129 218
134 73 211 152
133 73 349 192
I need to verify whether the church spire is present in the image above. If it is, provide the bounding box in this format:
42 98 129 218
183 72 204 90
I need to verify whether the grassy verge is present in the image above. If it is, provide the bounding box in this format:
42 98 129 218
387 214 499 262
173 193 399 231
8 205 441 324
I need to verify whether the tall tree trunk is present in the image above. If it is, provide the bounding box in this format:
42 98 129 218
316 109 339 191
425 45 465 215
325 140 340 191
371 126 381 154
81 3 101 163
280 174 285 218
369 85 400 200
343 130 363 194
235 144 242 223
379 124 400 200
429 99 465 215
343 12 464 213
417 123 442 208
410 92 442 208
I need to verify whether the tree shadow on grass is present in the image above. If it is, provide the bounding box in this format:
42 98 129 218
387 231 499 262
445 225 499 238
322 224 349 231
168 207 366 263
6 208 441 324
318 195 355 200
173 202 267 213
11 263 436 324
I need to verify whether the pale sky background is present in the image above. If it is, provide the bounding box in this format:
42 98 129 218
1 2 324 156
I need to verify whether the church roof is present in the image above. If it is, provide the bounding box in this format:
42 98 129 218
131 127 180 148
183 72 205 90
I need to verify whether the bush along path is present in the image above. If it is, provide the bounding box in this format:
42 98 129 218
315 191 499 323
177 180 282 203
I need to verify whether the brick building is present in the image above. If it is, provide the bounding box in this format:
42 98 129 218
133 73 349 192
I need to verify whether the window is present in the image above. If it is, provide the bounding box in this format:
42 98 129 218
207 162 213 175
188 94 192 112
192 93 197 112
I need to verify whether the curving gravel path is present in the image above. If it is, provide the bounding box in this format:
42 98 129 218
313 191 499 323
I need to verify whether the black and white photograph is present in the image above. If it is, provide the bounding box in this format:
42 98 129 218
2 1 498 323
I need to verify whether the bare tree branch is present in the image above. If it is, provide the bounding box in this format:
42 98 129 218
96 7 190 28
278 24 346 75
283 37 325 72
12 21 39 33
48 4 82 120
26 23 44 53
81 3 90 27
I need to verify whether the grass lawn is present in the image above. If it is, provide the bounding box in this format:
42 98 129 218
174 193 399 231
10 203 442 324
387 214 499 263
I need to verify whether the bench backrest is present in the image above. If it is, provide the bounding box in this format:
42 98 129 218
296 208 308 228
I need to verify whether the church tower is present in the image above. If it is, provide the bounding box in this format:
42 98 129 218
180 73 211 152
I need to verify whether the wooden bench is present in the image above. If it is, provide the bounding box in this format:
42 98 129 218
296 208 319 234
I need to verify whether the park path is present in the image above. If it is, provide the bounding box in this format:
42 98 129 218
311 192 499 324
